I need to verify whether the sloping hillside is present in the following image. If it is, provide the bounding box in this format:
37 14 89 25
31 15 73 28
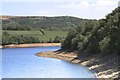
2 16 96 30
62 7 119 55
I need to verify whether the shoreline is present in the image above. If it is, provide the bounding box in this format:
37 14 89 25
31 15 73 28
35 50 119 79
2 43 61 48
0 45 2 48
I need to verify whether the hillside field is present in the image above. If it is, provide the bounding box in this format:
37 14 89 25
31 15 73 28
3 30 68 42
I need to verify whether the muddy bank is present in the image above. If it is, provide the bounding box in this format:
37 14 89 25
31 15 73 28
3 43 61 48
35 50 119 79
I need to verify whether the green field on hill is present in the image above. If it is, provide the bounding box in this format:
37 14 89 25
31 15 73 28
3 30 68 42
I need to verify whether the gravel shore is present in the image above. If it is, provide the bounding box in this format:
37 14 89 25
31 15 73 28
2 43 61 48
35 50 119 79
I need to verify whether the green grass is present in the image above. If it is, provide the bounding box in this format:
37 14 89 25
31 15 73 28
3 30 68 42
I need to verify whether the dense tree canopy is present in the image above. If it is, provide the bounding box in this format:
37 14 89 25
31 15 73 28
62 7 119 55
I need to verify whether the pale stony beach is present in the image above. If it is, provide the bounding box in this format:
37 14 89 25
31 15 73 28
35 50 119 79
3 43 61 48
0 45 2 48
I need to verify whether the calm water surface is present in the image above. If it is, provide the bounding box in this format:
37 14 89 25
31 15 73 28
2 46 96 78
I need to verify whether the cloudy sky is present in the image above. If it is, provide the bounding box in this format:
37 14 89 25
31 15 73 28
1 0 119 19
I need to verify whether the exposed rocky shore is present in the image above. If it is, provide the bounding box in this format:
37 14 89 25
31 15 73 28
2 43 61 48
35 50 119 79
0 45 2 48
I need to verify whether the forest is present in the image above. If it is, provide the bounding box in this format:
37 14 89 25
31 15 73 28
62 7 119 55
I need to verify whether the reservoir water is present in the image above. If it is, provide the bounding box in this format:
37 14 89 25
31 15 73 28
2 46 96 78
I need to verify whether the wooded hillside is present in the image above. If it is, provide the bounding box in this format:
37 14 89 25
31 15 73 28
2 16 96 31
62 7 119 55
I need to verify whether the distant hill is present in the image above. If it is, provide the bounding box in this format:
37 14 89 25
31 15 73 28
1 16 97 31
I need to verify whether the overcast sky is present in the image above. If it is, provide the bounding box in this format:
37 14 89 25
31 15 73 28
1 0 119 19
